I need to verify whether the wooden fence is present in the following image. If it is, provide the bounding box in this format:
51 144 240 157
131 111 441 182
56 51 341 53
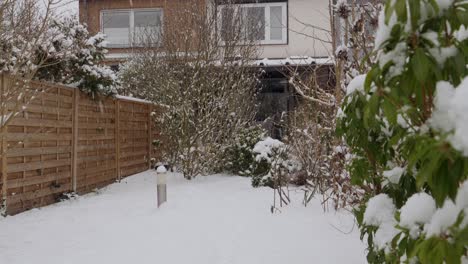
0 76 161 215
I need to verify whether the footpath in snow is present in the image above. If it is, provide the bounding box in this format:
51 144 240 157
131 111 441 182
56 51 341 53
0 171 366 264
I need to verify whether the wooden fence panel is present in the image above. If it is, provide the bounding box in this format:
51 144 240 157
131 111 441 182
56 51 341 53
4 80 74 215
75 95 118 193
118 100 151 178
0 75 162 215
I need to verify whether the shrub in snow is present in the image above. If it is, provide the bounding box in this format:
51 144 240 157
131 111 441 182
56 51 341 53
34 17 117 97
286 102 368 209
118 1 259 179
1 11 116 98
251 137 284 188
338 0 468 262
251 137 299 188
120 60 258 179
223 126 265 176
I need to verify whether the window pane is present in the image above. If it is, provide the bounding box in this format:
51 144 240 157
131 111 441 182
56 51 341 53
270 6 283 40
221 7 235 41
242 6 265 41
102 11 130 47
134 10 162 27
133 10 163 45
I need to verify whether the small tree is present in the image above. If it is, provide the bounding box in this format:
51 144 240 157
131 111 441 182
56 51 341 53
119 0 260 179
35 17 117 97
338 0 467 262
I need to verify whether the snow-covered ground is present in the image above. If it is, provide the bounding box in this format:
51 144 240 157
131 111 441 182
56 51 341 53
0 171 366 264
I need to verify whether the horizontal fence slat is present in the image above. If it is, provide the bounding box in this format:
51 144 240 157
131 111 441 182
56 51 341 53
9 118 73 128
8 171 72 188
7 146 72 157
7 133 72 141
7 159 71 173
78 153 116 163
8 184 70 205
78 134 116 141
77 144 115 152
9 103 73 115
120 158 148 168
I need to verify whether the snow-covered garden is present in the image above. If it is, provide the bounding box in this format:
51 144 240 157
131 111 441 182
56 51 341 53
1 0 468 262
0 171 365 264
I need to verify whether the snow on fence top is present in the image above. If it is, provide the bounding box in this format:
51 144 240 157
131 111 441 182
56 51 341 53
115 95 152 104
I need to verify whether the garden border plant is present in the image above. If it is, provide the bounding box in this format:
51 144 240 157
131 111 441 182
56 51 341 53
338 0 468 262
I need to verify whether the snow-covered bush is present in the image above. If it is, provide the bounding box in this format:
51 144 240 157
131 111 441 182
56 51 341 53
35 17 117 97
224 126 265 176
338 0 468 262
251 137 299 188
119 1 259 179
1 2 116 99
121 59 258 179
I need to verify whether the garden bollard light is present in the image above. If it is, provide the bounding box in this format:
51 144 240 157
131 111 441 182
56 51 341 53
156 165 167 207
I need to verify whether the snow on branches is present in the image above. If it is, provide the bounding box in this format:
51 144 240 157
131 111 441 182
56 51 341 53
34 18 117 97
1 1 116 98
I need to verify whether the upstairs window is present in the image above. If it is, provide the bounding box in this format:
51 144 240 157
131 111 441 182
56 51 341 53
101 9 163 48
219 2 287 45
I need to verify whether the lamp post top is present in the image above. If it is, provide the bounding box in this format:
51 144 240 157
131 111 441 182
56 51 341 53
156 165 167 173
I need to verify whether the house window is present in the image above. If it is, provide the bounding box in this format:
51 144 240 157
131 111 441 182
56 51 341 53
101 9 163 48
219 2 287 45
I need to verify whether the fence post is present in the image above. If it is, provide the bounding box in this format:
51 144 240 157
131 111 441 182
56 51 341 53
148 104 152 169
1 129 6 215
116 99 121 181
71 89 79 193
1 74 8 214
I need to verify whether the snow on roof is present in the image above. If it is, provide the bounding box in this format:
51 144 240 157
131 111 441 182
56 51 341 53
253 56 333 67
105 53 132 60
106 52 333 67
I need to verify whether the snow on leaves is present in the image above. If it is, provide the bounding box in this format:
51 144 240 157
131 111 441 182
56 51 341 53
339 0 468 262
430 77 468 156
1 12 116 97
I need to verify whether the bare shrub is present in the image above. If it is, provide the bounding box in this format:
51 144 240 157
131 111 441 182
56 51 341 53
273 0 382 211
119 1 261 179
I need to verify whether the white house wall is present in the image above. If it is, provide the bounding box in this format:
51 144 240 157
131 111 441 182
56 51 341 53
259 0 331 59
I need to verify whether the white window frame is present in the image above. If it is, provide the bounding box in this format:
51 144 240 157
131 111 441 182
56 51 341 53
100 8 164 48
218 2 288 45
